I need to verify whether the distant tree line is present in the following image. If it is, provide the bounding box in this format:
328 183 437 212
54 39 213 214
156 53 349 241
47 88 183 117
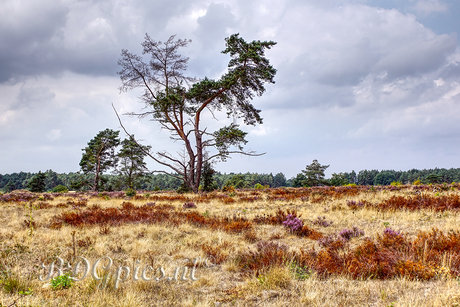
2 166 460 193
345 168 460 185
0 170 287 192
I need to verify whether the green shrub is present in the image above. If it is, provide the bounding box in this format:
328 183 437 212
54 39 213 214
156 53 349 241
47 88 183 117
177 183 192 194
50 273 74 290
125 188 136 197
1 271 30 294
52 185 69 193
222 185 235 193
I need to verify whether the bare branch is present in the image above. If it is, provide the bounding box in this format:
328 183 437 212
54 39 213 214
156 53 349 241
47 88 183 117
112 103 184 176
204 150 265 163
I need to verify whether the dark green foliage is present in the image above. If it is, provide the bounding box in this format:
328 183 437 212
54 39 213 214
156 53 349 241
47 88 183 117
68 172 92 191
213 124 248 161
425 173 442 184
201 161 217 192
177 182 193 194
125 188 136 197
0 271 31 294
79 129 120 191
3 180 15 192
273 172 287 187
27 171 46 192
374 171 396 185
117 136 151 189
50 273 74 290
44 169 63 191
0 172 33 191
291 173 307 188
51 184 68 193
357 169 380 185
224 174 247 189
301 160 329 187
347 170 357 184
329 172 349 186
3 167 460 191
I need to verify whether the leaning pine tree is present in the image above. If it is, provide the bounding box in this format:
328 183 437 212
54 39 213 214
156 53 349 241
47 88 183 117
116 33 277 193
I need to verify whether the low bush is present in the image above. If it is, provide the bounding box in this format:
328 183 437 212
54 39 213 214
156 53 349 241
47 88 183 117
51 185 69 193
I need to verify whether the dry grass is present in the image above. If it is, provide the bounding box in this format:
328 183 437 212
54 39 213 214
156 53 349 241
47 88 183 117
0 185 460 306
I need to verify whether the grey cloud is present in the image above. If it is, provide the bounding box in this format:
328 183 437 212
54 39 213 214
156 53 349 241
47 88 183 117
440 61 460 81
376 33 457 79
196 2 236 48
275 4 457 90
14 85 56 109
189 3 237 77
0 0 69 82
313 38 380 86
2 0 460 175
0 0 196 83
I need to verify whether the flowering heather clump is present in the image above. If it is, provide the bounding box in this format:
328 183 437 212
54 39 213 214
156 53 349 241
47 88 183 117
238 196 259 202
0 191 39 203
256 240 289 253
43 194 55 201
383 227 402 237
318 235 336 248
283 214 303 232
339 226 364 241
108 191 125 198
339 229 354 241
183 202 197 209
347 200 366 209
312 216 333 227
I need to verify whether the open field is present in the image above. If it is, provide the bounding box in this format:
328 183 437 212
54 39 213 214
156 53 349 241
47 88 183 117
1 185 460 306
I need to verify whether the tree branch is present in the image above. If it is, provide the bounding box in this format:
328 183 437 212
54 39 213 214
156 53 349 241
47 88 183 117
112 103 185 176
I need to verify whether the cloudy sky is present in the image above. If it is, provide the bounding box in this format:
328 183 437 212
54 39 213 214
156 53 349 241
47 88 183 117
1 0 460 178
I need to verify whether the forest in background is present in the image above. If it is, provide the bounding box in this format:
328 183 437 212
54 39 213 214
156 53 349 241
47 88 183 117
1 167 460 193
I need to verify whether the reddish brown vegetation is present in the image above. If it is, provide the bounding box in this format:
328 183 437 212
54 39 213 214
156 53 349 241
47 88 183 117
200 241 232 264
348 195 460 212
50 202 253 234
377 195 460 211
253 208 300 225
238 228 460 281
238 241 290 276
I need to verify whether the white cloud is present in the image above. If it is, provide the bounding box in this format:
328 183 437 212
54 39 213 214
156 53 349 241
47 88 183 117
46 129 62 141
414 0 448 16
434 78 445 86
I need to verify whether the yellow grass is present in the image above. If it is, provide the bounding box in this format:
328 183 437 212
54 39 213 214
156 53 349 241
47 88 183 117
0 187 460 306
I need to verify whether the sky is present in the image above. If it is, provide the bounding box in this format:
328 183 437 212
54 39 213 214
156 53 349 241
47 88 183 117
1 0 460 178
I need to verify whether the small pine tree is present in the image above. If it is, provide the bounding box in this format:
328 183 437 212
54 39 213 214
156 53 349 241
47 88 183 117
3 180 15 193
27 171 47 192
201 161 217 192
79 129 120 191
117 135 151 190
301 159 330 187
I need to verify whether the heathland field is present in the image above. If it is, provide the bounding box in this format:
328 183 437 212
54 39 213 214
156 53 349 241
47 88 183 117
1 185 460 306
